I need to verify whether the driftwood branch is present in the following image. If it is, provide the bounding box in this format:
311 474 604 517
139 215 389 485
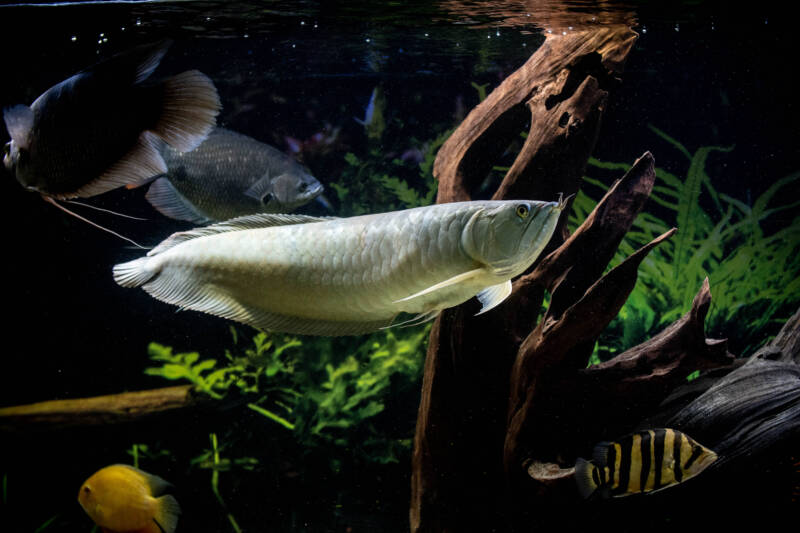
411 23 640 533
434 26 637 207
652 306 800 467
412 12 794 530
0 385 205 432
752 306 800 364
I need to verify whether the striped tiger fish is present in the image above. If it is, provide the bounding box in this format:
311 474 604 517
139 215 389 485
113 198 564 336
574 428 718 499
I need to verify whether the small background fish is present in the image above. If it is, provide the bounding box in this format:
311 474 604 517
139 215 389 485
78 464 181 533
575 428 718 499
146 127 324 224
354 86 385 140
3 39 220 200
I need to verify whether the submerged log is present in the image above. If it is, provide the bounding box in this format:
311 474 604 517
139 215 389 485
650 306 800 467
0 385 204 432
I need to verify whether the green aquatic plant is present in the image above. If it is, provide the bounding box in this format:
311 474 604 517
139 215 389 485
470 81 490 102
293 327 428 466
126 443 171 469
329 118 448 216
33 515 59 533
145 333 301 401
145 326 427 466
191 433 248 533
142 326 427 530
576 126 800 358
145 345 237 400
331 148 437 216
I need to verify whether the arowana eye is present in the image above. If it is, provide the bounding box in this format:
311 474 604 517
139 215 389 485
516 204 529 218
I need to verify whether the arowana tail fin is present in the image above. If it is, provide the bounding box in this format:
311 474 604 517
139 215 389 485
113 257 157 288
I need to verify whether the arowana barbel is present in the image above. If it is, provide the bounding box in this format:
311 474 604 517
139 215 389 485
112 199 563 336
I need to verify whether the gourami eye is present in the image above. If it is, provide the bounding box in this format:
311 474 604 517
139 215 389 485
515 204 529 219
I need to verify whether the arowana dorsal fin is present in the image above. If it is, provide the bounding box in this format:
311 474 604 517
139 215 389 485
148 213 337 256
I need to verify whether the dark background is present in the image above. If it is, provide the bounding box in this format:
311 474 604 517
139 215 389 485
0 1 797 531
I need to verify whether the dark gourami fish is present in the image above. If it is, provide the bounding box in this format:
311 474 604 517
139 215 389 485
78 464 180 533
3 40 220 200
575 428 718 499
146 127 324 224
113 199 564 336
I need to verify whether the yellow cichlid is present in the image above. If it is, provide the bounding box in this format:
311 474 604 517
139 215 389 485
113 199 564 336
78 464 181 533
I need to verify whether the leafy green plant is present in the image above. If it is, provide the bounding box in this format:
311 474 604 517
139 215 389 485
331 148 438 216
190 433 250 533
470 81 490 102
140 326 428 531
294 327 427 465
576 126 800 358
126 443 171 469
145 326 427 466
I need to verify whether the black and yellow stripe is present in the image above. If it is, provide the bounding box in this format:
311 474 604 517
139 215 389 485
575 428 717 499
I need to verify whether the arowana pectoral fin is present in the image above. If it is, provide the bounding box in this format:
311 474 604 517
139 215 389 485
475 279 512 315
394 268 484 304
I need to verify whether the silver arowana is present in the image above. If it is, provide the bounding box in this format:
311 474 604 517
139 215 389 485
113 199 563 336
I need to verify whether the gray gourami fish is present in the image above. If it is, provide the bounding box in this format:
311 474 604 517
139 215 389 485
146 127 324 224
3 40 220 200
113 199 564 336
575 428 718 499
